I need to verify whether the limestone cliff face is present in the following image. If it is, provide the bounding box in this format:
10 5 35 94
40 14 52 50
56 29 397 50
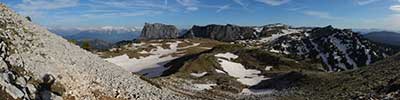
0 4 190 100
140 23 179 40
183 24 257 42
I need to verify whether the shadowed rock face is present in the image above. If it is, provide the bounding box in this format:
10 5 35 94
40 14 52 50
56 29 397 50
183 24 257 42
140 23 179 40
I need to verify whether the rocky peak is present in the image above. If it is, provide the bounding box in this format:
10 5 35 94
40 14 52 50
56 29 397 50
267 26 396 71
183 24 257 41
0 4 189 100
263 23 289 28
140 23 179 40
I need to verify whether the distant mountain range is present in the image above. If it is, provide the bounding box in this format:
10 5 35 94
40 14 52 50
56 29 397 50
74 39 114 51
49 26 141 43
352 28 389 34
363 31 400 46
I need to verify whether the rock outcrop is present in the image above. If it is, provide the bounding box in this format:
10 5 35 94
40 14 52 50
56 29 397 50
0 4 191 100
182 24 257 41
140 23 179 39
257 23 291 37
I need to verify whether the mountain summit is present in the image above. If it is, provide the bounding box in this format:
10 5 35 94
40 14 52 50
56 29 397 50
140 23 180 40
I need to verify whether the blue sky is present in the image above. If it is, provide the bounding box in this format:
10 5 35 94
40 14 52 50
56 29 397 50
2 0 400 30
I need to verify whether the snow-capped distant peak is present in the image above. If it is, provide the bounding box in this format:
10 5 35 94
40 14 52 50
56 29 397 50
50 26 141 34
100 26 138 32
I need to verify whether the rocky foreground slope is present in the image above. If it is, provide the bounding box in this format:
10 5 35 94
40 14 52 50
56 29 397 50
0 4 192 100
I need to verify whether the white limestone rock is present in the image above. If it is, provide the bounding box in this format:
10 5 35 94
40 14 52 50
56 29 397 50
0 3 192 100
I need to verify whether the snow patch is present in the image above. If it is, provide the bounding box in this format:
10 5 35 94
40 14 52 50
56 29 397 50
132 42 145 47
215 54 269 86
259 29 300 43
254 27 264 33
215 69 225 74
269 49 280 53
192 84 217 91
215 52 239 60
330 36 357 69
241 88 275 95
265 66 273 71
138 50 149 54
105 41 201 78
180 43 201 50
310 40 333 71
190 72 208 77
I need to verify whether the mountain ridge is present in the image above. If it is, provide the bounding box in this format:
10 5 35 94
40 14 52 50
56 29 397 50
49 26 141 43
363 31 400 46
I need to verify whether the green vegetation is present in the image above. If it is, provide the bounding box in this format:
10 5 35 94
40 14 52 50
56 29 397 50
161 43 326 94
68 39 78 45
276 53 400 99
81 41 91 50
25 16 32 22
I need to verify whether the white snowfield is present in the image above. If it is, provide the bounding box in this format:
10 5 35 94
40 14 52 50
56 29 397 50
214 53 269 86
105 41 200 78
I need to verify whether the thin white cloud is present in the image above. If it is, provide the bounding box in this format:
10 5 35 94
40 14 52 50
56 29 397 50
15 0 79 19
288 7 305 11
232 0 247 8
358 14 400 31
186 7 199 11
176 0 199 6
84 0 173 17
176 0 200 11
354 0 380 5
390 5 400 12
303 11 341 20
384 14 400 29
16 0 79 11
165 0 168 7
82 10 163 18
255 0 291 6
216 5 231 13
88 0 174 11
